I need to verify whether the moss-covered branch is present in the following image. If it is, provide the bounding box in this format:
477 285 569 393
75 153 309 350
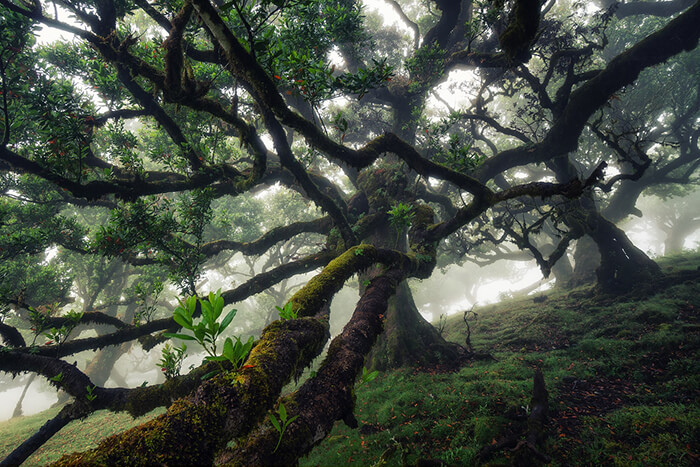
216 270 404 465
52 317 330 466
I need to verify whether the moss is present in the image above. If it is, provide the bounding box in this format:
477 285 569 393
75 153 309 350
411 203 434 229
289 245 375 317
356 165 409 212
53 397 228 466
498 0 540 60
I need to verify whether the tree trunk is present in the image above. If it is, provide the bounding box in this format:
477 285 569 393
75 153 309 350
586 212 662 293
11 373 36 418
357 167 466 371
549 155 660 293
571 235 600 286
365 281 465 371
663 215 700 254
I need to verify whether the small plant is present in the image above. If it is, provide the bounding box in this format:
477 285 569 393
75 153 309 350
42 310 83 347
49 372 64 383
85 385 97 402
269 403 298 453
28 306 51 345
276 302 298 320
133 280 164 325
212 335 255 372
157 343 187 379
165 290 253 375
356 366 379 388
416 253 433 263
387 202 415 246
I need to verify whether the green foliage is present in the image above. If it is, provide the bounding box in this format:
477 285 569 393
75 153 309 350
356 366 378 388
387 203 415 232
164 290 253 374
219 334 255 371
94 189 214 294
157 343 187 380
419 113 486 173
405 43 445 90
85 385 97 402
42 309 83 347
133 280 164 326
269 403 299 453
49 372 64 383
276 302 298 320
387 202 415 247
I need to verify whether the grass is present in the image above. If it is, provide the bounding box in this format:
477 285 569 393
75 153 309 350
301 251 700 466
1 252 699 465
0 408 164 466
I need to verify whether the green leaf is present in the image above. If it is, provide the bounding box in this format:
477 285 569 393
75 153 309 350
279 403 287 422
205 355 229 362
172 311 193 330
269 413 281 432
213 295 224 319
219 308 237 333
286 415 299 426
201 300 213 324
193 327 206 342
223 337 234 360
201 370 219 380
164 332 196 341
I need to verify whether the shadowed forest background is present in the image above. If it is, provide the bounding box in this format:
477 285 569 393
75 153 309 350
0 0 698 465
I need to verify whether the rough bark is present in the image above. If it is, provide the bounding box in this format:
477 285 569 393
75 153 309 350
215 270 404 465
586 212 662 293
365 281 466 371
357 168 466 371
571 236 601 286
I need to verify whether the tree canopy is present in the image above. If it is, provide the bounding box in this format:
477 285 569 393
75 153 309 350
0 0 698 464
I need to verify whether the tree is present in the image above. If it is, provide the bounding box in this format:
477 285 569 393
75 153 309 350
0 0 699 464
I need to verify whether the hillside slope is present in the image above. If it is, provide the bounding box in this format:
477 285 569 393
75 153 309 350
303 252 700 465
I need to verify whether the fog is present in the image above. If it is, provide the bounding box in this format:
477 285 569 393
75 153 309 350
4 199 697 422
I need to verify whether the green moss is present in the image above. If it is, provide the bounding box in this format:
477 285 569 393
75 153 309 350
411 203 434 229
289 245 375 317
53 398 228 466
357 165 408 212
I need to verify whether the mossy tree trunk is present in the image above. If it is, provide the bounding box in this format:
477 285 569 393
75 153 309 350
365 280 465 371
571 235 601 286
357 168 466 372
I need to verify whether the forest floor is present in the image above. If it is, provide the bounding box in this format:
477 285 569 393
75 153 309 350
0 252 698 466
301 251 700 466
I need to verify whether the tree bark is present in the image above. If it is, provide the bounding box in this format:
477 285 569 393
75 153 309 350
358 168 466 371
571 235 601 286
365 281 466 371
586 212 662 293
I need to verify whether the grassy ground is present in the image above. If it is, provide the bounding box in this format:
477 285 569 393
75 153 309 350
1 252 698 466
0 407 164 466
301 252 700 466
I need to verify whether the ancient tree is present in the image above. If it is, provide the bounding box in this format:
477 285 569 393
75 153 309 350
0 0 699 464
